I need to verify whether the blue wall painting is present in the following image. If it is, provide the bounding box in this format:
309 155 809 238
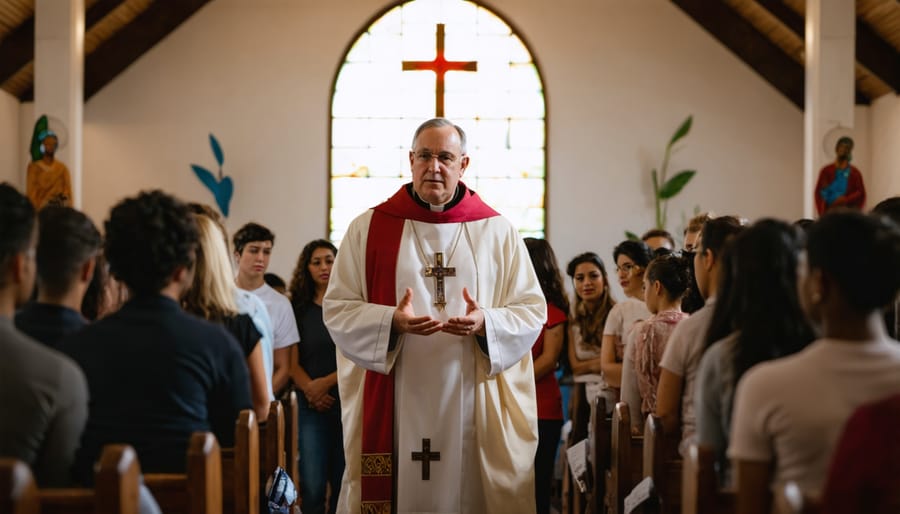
190 133 233 217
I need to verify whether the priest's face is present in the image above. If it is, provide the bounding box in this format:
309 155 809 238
410 125 469 205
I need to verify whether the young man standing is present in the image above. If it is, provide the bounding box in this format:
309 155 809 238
16 206 101 348
0 184 88 486
233 222 299 394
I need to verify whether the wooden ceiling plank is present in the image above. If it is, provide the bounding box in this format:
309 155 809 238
672 0 804 108
0 16 34 85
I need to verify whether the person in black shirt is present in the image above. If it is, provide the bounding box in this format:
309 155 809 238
182 211 270 421
60 190 251 484
287 239 344 514
16 206 100 348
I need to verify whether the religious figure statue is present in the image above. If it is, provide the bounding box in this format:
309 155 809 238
26 115 72 209
323 118 546 514
815 136 865 216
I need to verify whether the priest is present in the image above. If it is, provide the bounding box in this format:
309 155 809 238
323 118 546 514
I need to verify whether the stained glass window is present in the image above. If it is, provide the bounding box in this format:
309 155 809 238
330 0 546 243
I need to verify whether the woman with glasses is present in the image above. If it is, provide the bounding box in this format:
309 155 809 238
599 240 653 393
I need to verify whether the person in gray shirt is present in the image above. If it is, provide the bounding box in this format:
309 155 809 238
0 183 88 487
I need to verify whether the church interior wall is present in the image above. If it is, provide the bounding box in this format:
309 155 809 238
870 93 900 204
0 90 21 185
22 0 876 288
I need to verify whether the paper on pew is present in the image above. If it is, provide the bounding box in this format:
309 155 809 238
566 438 588 493
624 476 654 514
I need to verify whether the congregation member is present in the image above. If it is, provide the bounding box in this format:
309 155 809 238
323 118 546 513
655 216 744 453
0 183 88 487
694 219 814 481
182 212 270 421
524 238 568 514
871 196 900 339
620 252 690 432
287 239 344 514
233 222 299 394
15 206 101 348
600 240 653 390
730 211 900 513
641 229 676 251
61 190 251 483
566 252 616 411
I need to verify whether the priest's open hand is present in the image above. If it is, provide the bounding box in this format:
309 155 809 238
392 288 443 335
443 287 486 337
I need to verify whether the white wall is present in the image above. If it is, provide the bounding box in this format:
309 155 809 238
0 90 21 186
82 0 808 286
870 93 900 206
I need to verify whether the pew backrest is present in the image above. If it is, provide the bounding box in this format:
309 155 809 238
144 432 222 514
1 445 140 514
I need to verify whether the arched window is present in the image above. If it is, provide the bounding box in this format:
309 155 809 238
330 0 546 243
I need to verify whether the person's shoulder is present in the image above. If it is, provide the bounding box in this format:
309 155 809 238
5 327 86 389
547 303 567 326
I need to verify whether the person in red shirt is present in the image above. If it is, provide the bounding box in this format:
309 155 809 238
815 137 866 216
524 237 568 514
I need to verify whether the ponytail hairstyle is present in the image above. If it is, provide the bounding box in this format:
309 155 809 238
645 252 692 302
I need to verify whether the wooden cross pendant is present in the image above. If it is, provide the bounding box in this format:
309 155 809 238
424 252 455 311
411 438 441 480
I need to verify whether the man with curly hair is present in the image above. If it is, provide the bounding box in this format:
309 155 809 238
61 190 252 483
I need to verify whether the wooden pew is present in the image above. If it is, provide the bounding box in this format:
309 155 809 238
0 445 141 514
639 415 682 513
562 383 589 514
259 401 286 483
681 444 733 514
280 390 300 495
605 402 643 514
222 409 260 514
144 432 222 514
587 395 609 514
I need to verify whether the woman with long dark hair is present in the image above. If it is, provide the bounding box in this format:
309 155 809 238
523 238 568 514
566 252 616 410
287 239 343 514
694 219 814 481
730 212 900 513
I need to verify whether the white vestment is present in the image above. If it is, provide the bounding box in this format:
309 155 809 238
324 208 546 514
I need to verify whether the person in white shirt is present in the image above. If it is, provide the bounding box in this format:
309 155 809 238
233 222 299 394
656 216 744 453
600 240 653 390
730 211 900 514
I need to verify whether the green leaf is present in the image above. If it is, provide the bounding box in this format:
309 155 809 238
625 230 640 241
667 115 693 148
659 170 696 199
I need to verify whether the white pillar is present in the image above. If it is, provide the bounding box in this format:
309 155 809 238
804 0 855 218
34 0 84 207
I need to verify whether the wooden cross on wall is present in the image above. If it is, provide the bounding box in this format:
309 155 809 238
402 24 478 117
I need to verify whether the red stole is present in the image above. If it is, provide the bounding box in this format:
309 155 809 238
361 184 498 512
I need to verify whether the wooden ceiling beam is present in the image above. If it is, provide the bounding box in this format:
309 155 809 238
855 20 900 94
672 0 804 108
81 0 212 100
757 0 897 97
0 17 34 86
